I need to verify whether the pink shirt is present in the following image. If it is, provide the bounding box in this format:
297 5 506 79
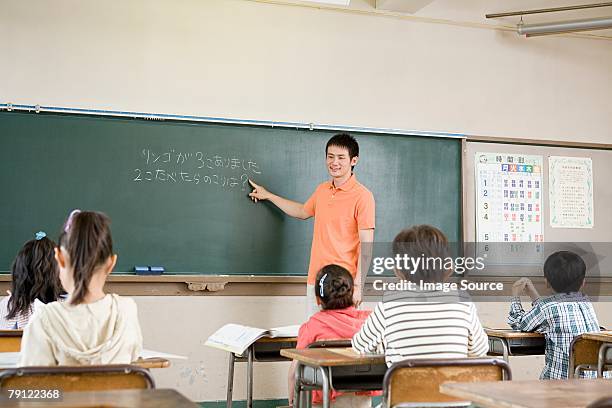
297 306 379 403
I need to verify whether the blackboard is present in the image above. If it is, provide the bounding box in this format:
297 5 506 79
0 111 462 275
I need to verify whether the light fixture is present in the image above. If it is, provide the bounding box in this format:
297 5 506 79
303 0 351 5
485 2 612 37
518 16 612 36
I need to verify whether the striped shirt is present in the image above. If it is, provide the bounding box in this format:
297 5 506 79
352 290 489 366
0 295 35 330
508 292 600 380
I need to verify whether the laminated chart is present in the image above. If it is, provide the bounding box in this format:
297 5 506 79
475 153 544 266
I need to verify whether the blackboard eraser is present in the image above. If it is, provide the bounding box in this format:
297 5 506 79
134 266 149 273
149 266 165 274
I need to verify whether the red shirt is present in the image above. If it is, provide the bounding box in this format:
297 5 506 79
297 306 380 403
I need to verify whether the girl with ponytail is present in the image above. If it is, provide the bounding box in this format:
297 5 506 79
288 264 377 408
19 210 143 366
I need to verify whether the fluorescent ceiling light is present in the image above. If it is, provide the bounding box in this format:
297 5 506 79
303 0 351 5
518 16 612 36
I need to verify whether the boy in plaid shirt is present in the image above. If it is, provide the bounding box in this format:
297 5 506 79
508 251 600 379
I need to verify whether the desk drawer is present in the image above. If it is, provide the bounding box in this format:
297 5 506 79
488 337 545 356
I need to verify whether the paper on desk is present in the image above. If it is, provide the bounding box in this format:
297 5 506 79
140 349 187 360
205 323 299 355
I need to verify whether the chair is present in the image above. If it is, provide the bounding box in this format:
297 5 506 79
382 358 511 408
0 330 23 352
0 365 155 391
569 334 612 378
307 339 352 349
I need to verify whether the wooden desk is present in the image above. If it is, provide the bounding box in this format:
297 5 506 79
133 357 170 369
280 348 386 408
485 328 545 361
226 336 297 408
0 388 197 407
441 378 612 408
569 331 612 378
0 353 170 371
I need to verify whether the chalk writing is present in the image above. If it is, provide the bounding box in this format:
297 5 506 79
134 148 262 191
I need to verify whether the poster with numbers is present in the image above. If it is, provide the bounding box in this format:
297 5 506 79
476 153 544 265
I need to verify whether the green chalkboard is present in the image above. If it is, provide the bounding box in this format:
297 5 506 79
0 111 461 275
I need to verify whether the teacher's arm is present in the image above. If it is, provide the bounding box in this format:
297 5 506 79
248 180 311 220
355 228 374 305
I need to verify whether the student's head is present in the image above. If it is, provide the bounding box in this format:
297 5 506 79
543 251 586 293
56 210 116 305
325 133 359 177
392 225 450 283
315 264 354 310
7 233 62 320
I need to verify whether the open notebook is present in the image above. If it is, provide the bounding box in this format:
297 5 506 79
205 324 299 355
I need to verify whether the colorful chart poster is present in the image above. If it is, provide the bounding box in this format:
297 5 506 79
475 153 544 265
549 156 594 228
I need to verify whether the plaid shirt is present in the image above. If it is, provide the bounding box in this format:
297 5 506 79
508 292 600 380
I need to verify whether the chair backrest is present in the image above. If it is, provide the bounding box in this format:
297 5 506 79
588 397 612 408
569 334 600 377
0 330 23 352
307 339 352 349
0 365 155 391
383 358 511 408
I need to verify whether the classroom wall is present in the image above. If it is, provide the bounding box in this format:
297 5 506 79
1 0 612 143
3 0 612 402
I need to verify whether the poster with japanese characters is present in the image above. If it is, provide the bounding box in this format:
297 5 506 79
549 156 594 228
476 153 544 265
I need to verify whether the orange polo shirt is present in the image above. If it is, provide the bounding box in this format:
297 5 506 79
303 175 375 284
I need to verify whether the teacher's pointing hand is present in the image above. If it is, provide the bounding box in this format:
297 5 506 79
248 180 271 203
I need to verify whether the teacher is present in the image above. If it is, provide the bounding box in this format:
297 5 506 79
248 133 375 317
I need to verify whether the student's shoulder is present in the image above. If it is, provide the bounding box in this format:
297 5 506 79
110 294 139 314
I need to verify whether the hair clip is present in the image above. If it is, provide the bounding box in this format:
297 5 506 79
64 209 81 233
35 231 46 241
319 273 328 298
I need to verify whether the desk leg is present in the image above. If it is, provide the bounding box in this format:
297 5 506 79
226 352 235 408
294 362 303 408
318 366 331 408
500 338 510 362
597 343 611 378
247 346 254 408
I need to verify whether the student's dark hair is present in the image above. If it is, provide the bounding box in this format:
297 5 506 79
543 251 586 293
315 264 354 310
326 133 359 169
7 237 62 320
58 211 114 305
392 225 450 283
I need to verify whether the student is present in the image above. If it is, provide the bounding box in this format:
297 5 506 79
248 133 375 316
19 210 143 366
289 264 376 408
352 225 488 365
508 250 600 379
0 232 62 329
